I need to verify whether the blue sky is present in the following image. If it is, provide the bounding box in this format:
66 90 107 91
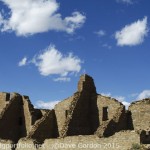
0 0 150 108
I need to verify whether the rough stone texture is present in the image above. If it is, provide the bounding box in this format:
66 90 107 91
77 74 96 93
54 96 74 136
40 131 140 150
0 92 10 114
55 75 127 138
27 109 58 143
96 95 124 125
0 93 25 142
95 105 127 137
0 74 150 149
129 98 150 131
56 74 98 137
0 93 43 142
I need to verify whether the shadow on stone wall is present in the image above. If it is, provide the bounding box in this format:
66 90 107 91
89 94 100 133
126 110 134 130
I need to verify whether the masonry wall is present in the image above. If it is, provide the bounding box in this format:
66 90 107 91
1 74 150 149
0 93 25 142
66 91 95 136
22 96 43 136
57 74 97 137
27 110 58 143
55 96 74 135
96 95 125 125
22 96 34 136
129 98 150 131
55 75 127 137
77 74 96 93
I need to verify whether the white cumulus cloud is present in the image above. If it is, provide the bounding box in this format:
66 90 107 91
115 17 148 46
35 100 60 109
32 45 82 77
18 57 27 66
0 0 86 36
137 90 150 100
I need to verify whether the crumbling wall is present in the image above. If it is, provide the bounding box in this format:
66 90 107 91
54 96 74 136
129 98 150 130
96 95 124 125
22 96 42 135
56 74 97 137
0 93 25 142
95 105 127 137
27 110 58 143
59 92 83 137
65 91 95 136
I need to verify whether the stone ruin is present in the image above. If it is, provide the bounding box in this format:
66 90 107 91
0 74 150 150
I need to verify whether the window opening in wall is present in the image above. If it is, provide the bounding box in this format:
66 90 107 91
102 107 108 121
140 131 150 144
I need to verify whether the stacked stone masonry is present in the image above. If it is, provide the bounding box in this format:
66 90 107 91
0 74 150 150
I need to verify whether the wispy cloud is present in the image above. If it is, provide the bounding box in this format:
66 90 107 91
35 100 60 109
18 57 27 66
0 0 86 36
102 43 112 49
115 17 148 46
53 77 71 82
94 30 106 37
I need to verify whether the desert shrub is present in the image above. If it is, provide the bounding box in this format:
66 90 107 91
130 143 141 150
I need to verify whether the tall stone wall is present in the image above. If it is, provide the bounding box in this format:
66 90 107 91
55 74 97 137
66 91 95 136
96 95 125 125
95 105 127 137
129 98 150 131
54 96 74 136
22 96 34 136
55 74 128 138
22 96 43 135
0 93 25 142
0 93 45 142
